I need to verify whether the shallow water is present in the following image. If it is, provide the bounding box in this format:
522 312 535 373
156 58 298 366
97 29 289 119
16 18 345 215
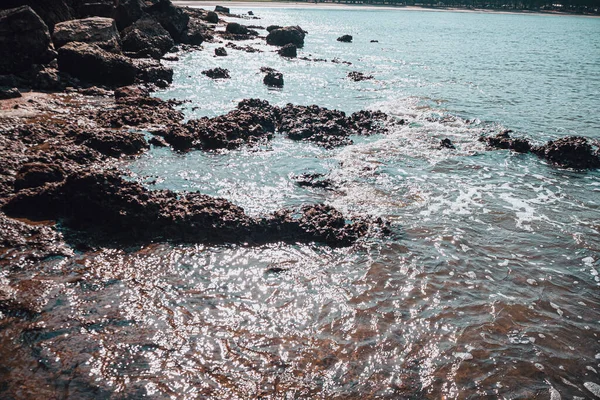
2 6 600 399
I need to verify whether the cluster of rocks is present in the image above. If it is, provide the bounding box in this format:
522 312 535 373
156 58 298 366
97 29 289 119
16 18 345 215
348 71 373 81
480 131 600 169
0 0 220 90
156 98 393 150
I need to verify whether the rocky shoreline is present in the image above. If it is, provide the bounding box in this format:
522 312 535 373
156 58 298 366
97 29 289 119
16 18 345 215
1 0 599 261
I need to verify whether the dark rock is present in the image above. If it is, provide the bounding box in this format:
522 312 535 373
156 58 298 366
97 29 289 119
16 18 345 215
226 22 249 35
52 17 121 52
260 66 278 74
348 71 373 81
14 163 65 191
204 11 218 23
149 136 168 147
132 58 173 85
57 41 137 86
114 0 145 31
349 110 390 136
146 0 189 42
121 16 174 59
278 104 352 148
370 39 378 43
534 136 600 169
180 17 206 45
481 131 531 153
93 95 183 128
225 42 261 53
214 5 230 13
0 87 21 99
76 0 114 19
263 72 284 88
162 54 179 61
266 26 306 48
248 11 254 15
331 58 352 65
440 138 456 150
266 25 281 32
76 129 149 157
337 34 352 43
114 85 149 99
201 67 230 79
293 173 333 189
161 98 278 151
278 43 297 58
0 6 57 75
215 47 227 56
0 0 74 32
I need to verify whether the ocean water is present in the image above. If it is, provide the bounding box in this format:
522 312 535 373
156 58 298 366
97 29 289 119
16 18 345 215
3 7 600 399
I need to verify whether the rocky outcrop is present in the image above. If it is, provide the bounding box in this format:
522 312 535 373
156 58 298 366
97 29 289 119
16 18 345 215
0 6 57 75
440 138 456 149
180 17 207 45
266 26 306 48
114 0 145 31
533 136 600 169
215 47 227 56
264 72 284 88
480 130 531 153
201 67 230 79
14 163 65 191
481 131 600 169
0 0 74 32
337 34 352 42
53 17 121 52
3 170 373 247
121 16 174 59
348 71 373 81
266 25 281 32
146 0 189 42
57 41 137 86
278 43 297 58
225 42 261 53
226 22 250 35
75 129 148 157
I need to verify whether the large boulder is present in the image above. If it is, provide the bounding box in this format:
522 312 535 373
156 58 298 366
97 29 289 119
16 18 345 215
180 17 207 45
53 17 121 52
263 72 283 88
0 6 57 75
121 16 174 59
146 0 189 42
278 43 297 58
266 26 306 48
57 41 137 86
113 0 144 31
226 22 249 35
0 0 74 32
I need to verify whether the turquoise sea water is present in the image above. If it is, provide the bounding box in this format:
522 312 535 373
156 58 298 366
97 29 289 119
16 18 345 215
6 7 600 399
126 7 600 398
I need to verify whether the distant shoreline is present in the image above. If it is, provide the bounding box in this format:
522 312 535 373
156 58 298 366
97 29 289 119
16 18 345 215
174 0 600 17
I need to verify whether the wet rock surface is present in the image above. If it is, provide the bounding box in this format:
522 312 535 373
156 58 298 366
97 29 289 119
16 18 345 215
337 34 353 42
266 25 306 48
264 72 284 88
278 43 297 58
201 67 230 79
215 47 227 56
348 71 373 81
481 131 600 169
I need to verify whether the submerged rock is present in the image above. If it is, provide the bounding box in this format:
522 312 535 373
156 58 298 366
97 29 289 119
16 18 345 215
0 6 57 75
52 17 121 52
337 34 353 43
348 71 373 81
292 173 333 189
201 67 230 79
266 26 306 48
440 138 456 150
